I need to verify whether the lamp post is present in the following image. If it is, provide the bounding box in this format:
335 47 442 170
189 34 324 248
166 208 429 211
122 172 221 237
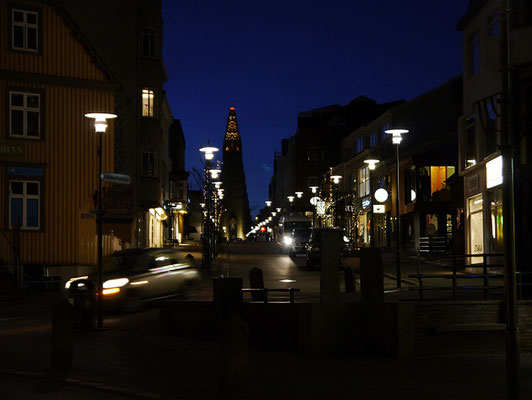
330 175 342 227
84 112 117 329
364 159 380 247
199 146 218 272
386 128 408 288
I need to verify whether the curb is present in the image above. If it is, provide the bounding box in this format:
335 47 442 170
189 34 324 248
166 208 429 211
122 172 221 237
0 368 185 400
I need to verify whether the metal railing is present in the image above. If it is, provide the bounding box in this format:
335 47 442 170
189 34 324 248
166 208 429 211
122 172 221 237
410 253 505 300
241 288 300 303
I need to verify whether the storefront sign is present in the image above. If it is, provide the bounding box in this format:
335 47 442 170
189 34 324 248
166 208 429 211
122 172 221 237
374 188 388 203
362 198 371 208
345 204 356 213
373 204 385 214
486 155 503 189
101 172 131 185
7 166 43 176
0 141 24 159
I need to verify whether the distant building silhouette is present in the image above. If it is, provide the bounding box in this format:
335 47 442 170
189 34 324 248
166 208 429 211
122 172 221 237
221 106 251 240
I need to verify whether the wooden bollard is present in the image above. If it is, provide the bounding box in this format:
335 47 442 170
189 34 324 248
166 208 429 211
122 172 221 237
50 299 74 372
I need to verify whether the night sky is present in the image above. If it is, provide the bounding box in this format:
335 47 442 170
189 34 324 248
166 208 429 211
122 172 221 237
162 1 467 217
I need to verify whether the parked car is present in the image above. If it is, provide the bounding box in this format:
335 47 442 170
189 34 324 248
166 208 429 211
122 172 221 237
289 227 312 259
305 227 355 268
64 248 201 311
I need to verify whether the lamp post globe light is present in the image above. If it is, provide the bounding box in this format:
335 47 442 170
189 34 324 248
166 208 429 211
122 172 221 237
364 159 380 247
199 146 219 272
84 112 117 329
385 128 408 288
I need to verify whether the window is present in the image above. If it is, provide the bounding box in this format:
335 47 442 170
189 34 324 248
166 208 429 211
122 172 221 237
9 180 40 229
369 131 378 147
404 166 416 204
488 11 500 36
142 89 154 117
358 166 369 197
470 31 480 76
355 137 364 154
142 147 157 176
307 147 320 162
142 27 155 57
380 122 390 141
9 91 41 139
465 116 477 168
11 8 38 52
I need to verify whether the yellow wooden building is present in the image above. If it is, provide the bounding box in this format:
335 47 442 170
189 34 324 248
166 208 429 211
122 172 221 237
0 0 119 281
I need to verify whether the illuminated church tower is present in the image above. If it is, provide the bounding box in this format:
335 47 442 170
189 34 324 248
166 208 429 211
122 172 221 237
221 106 251 240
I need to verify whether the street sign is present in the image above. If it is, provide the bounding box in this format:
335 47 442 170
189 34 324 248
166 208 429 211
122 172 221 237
101 172 131 185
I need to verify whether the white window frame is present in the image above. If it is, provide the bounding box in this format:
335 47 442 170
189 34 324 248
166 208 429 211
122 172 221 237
11 8 38 52
142 89 154 117
9 91 41 139
358 166 370 197
142 27 156 57
9 180 40 229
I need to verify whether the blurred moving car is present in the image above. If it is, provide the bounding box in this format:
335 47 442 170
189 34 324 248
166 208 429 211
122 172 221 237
65 248 201 311
289 227 312 259
305 227 355 268
277 215 312 253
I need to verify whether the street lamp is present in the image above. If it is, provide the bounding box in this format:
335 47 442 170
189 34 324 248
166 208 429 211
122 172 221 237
364 159 380 247
265 200 272 207
84 112 117 329
295 191 303 198
386 128 408 288
309 186 319 194
199 146 219 272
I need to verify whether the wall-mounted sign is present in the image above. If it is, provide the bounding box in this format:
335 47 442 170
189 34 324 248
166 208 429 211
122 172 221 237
362 198 371 208
0 141 24 159
101 172 131 185
374 188 388 203
7 166 43 176
373 204 385 214
345 204 356 213
486 155 503 189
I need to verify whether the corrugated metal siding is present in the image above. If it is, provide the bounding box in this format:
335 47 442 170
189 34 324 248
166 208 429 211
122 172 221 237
1 81 114 265
0 1 118 266
0 0 107 82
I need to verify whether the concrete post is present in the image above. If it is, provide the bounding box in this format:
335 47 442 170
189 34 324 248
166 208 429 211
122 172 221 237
320 230 342 303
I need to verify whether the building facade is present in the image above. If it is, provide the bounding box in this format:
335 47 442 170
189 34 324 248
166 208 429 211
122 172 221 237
457 0 532 270
64 0 187 249
0 0 118 281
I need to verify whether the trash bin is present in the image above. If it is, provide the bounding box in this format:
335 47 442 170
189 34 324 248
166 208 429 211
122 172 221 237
68 279 96 331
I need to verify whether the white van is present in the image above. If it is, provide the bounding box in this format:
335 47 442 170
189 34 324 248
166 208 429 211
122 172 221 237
277 215 312 252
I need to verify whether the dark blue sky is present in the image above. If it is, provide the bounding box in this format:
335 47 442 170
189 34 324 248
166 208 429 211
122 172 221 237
162 1 467 217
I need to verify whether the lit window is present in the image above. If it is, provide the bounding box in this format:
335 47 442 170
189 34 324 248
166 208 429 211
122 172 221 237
11 8 38 52
9 91 41 139
142 27 155 57
142 146 157 176
369 131 378 147
142 89 154 117
470 31 479 76
355 137 364 153
358 166 369 197
9 180 40 229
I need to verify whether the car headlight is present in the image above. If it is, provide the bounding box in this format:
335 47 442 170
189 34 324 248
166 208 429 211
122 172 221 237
283 237 293 246
103 278 129 289
65 276 89 289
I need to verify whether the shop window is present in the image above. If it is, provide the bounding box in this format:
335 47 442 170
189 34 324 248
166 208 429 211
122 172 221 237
490 189 503 253
9 91 41 139
468 194 484 263
11 8 39 52
142 89 154 117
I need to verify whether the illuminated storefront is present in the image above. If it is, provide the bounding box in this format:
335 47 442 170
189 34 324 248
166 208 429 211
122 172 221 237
147 207 167 247
464 155 503 265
